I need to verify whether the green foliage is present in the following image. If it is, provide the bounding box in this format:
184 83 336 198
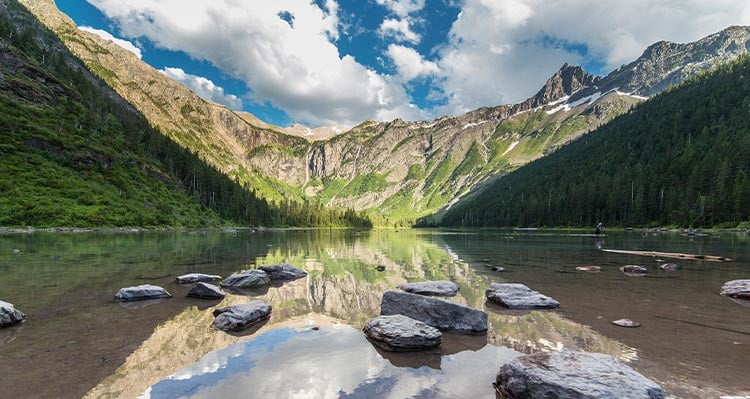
437 54 750 228
406 164 425 180
338 173 388 197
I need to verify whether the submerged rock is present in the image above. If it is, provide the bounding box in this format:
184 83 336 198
495 351 665 399
485 283 560 309
187 283 225 299
258 263 307 281
612 318 641 328
720 279 750 300
220 270 270 289
397 280 459 297
175 273 222 284
115 285 171 302
0 300 26 328
363 314 441 351
380 290 487 334
575 266 601 273
212 301 272 332
620 265 648 275
658 263 679 271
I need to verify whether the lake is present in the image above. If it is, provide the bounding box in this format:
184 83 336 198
0 229 748 398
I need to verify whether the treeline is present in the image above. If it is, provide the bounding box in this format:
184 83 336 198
436 54 750 228
0 0 371 228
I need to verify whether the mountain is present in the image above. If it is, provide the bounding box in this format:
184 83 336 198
437 54 750 228
0 0 372 228
0 0 273 227
19 0 750 226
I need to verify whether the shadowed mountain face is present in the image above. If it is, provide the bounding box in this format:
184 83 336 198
17 0 750 224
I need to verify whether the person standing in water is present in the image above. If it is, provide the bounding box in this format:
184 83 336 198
595 222 603 235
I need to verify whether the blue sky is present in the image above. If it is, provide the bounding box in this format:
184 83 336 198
56 0 750 127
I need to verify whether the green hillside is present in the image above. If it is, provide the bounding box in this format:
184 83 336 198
0 0 371 228
438 55 750 228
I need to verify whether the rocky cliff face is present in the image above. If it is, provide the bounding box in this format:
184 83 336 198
20 0 750 223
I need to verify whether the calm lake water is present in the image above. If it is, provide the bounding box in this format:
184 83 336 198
0 229 748 399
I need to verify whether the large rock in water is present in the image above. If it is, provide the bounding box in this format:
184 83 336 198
485 283 560 309
258 264 307 281
397 280 459 297
220 270 270 289
380 290 487 334
115 285 171 302
175 273 222 284
364 314 441 351
496 351 665 399
720 279 750 300
212 301 272 332
0 301 26 327
187 283 225 299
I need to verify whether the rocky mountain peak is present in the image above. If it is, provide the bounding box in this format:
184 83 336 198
527 63 600 108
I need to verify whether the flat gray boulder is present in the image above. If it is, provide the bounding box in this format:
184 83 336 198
0 300 25 327
212 301 272 332
397 280 459 297
496 351 665 399
380 290 487 335
220 270 270 289
720 279 750 300
621 265 648 275
258 264 307 281
364 314 441 351
187 283 225 299
115 285 171 302
175 273 222 284
485 283 560 309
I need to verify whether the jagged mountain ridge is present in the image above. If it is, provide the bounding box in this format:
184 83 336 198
19 0 750 224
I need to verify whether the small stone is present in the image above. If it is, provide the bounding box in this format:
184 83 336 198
575 266 601 272
258 263 307 281
212 301 272 332
375 265 386 272
720 280 750 300
115 285 171 302
187 282 225 299
397 280 459 297
620 265 648 275
659 263 679 271
175 273 222 284
485 283 560 309
220 270 270 289
364 314 441 352
0 300 26 328
612 318 641 328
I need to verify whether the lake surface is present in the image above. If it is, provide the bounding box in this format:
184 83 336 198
0 229 748 399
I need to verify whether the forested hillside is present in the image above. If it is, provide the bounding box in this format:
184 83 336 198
0 0 370 228
438 55 750 228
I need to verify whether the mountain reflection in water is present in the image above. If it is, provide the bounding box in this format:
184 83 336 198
139 326 519 399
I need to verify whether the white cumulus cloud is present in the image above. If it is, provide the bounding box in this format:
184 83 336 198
379 18 421 44
375 0 426 18
159 67 243 110
78 26 142 58
387 44 439 82
85 0 418 126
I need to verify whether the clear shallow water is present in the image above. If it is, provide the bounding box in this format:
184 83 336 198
0 229 748 399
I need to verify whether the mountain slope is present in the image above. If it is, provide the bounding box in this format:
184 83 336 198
0 0 272 227
20 0 750 227
438 54 750 228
